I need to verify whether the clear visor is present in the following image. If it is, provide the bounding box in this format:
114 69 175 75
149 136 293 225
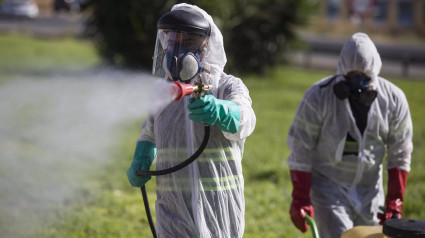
152 29 207 80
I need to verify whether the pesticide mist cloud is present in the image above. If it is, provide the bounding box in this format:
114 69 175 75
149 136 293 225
0 69 160 237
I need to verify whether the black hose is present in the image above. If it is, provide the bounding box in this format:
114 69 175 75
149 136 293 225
138 125 210 238
141 185 157 238
136 125 210 176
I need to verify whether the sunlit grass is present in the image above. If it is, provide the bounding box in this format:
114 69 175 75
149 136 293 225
0 33 100 76
39 120 157 238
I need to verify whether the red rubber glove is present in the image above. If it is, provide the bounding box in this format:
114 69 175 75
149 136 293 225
377 168 408 225
289 170 314 233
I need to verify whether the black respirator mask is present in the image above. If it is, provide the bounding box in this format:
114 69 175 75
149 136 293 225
333 72 377 106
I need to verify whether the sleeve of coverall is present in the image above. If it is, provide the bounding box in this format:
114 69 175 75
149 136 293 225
386 89 413 172
287 86 322 172
138 114 156 145
220 76 256 141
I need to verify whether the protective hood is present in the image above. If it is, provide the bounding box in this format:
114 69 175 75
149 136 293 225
171 3 226 90
337 33 382 82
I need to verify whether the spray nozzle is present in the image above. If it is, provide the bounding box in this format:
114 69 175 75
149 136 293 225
171 81 212 101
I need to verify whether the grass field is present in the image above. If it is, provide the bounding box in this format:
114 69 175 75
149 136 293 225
1 33 424 238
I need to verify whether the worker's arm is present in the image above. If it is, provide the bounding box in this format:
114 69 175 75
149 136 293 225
126 140 157 187
187 94 241 134
289 170 314 233
379 89 412 224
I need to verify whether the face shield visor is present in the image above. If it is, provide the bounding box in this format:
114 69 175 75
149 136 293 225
152 29 208 82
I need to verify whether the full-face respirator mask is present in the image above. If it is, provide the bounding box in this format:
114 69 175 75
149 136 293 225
333 71 377 106
152 10 211 83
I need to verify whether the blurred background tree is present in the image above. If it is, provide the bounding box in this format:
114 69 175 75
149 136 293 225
83 0 317 74
221 0 317 73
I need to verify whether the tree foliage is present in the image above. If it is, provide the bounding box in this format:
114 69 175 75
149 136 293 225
83 0 316 73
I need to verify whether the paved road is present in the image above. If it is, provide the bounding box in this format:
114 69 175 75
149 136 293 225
0 14 84 37
289 50 425 80
296 34 425 80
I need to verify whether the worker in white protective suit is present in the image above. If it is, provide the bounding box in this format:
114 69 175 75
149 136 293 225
126 3 256 238
286 32 413 238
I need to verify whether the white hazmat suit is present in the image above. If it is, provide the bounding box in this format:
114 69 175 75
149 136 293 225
287 33 413 238
139 4 256 238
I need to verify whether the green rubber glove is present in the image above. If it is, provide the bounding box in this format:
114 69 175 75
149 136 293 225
187 95 241 134
126 141 157 187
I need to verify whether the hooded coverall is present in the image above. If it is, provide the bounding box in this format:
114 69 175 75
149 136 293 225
137 4 256 238
287 33 413 238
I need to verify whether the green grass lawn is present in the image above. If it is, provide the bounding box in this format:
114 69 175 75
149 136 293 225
1 33 424 238
0 33 99 81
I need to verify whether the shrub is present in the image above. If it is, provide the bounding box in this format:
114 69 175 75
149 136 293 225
83 0 316 73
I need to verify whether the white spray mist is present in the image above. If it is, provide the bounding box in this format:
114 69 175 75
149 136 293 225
0 68 168 237
147 79 182 115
